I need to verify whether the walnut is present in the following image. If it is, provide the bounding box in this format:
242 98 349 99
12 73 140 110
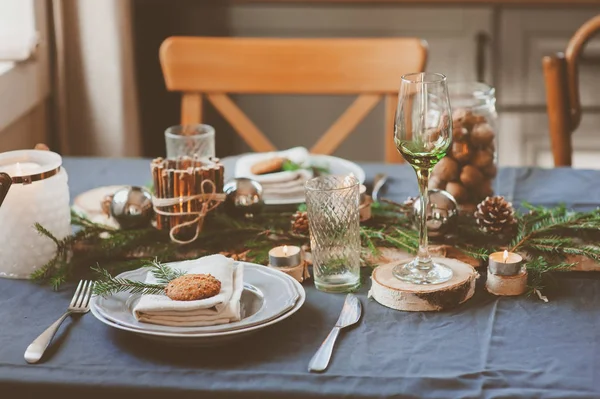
460 165 484 188
424 127 441 143
482 163 498 178
452 108 469 125
453 126 469 142
432 157 459 182
428 175 446 190
450 141 472 164
470 123 495 146
471 149 494 169
452 108 486 130
446 181 468 203
475 178 494 200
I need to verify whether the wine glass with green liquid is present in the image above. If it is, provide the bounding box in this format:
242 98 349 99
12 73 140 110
394 72 453 285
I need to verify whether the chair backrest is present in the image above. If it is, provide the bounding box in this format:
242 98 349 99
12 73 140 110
159 37 428 163
543 15 600 167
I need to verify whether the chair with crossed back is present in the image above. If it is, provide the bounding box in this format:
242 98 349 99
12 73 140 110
543 15 600 167
159 37 428 163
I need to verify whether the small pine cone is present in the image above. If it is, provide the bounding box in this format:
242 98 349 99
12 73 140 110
474 196 517 234
291 211 309 235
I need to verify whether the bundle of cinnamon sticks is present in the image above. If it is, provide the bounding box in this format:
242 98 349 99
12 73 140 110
151 156 224 240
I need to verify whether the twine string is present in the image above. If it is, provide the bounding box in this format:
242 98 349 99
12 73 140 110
152 179 225 244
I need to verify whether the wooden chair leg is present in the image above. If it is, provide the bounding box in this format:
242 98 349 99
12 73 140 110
311 94 381 155
207 93 276 152
181 93 202 125
542 54 572 167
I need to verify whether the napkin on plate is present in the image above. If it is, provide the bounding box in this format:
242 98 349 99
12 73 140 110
133 254 244 327
234 147 314 201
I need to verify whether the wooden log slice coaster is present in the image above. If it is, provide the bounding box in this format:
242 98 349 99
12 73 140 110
485 268 528 296
368 257 479 312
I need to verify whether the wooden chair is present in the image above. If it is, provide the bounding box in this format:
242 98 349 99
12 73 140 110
543 15 600 167
159 37 428 163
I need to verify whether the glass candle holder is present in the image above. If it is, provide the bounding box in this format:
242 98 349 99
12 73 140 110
165 124 216 160
305 175 360 293
0 150 71 278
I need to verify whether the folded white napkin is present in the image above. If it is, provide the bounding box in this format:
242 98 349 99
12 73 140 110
235 147 313 200
133 255 244 327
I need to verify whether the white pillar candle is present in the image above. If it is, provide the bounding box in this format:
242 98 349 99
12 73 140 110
0 150 71 279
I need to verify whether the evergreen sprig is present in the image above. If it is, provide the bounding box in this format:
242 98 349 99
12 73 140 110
525 256 576 295
32 199 600 301
510 203 600 263
148 260 186 284
92 261 186 297
92 265 167 297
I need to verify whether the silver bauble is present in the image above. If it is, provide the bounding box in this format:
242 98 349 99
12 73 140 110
106 186 154 229
223 178 264 218
412 189 458 238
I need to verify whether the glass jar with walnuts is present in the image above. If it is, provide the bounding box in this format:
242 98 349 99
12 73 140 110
430 82 498 210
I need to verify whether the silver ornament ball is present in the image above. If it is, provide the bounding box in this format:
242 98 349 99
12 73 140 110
412 189 458 238
107 186 154 229
223 178 264 218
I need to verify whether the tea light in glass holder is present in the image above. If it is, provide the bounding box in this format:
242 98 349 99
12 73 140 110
268 245 302 268
0 150 71 278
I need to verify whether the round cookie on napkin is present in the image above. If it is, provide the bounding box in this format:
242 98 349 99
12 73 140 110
235 147 313 201
133 254 244 327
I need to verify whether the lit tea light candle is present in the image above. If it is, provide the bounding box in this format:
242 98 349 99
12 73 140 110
488 250 523 276
268 245 302 268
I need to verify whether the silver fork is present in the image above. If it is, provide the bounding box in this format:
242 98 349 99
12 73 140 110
24 280 95 364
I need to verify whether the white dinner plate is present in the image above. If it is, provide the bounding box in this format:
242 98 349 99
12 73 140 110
90 262 305 346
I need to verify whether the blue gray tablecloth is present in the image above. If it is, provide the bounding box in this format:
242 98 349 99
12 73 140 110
2 158 600 399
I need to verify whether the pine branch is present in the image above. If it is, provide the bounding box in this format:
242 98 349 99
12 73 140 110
148 260 185 284
525 256 576 295
34 223 61 247
455 246 490 261
91 265 167 297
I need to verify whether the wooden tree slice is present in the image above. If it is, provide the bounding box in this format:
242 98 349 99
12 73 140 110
485 269 528 296
368 257 478 312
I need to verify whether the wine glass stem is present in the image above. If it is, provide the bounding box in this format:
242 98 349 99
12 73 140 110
416 168 432 270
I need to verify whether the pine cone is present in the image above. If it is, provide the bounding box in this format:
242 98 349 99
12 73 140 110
474 196 517 234
291 211 309 235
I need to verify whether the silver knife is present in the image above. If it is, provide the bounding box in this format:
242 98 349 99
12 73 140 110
308 294 362 372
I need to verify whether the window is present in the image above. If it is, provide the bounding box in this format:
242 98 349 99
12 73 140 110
0 0 49 132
